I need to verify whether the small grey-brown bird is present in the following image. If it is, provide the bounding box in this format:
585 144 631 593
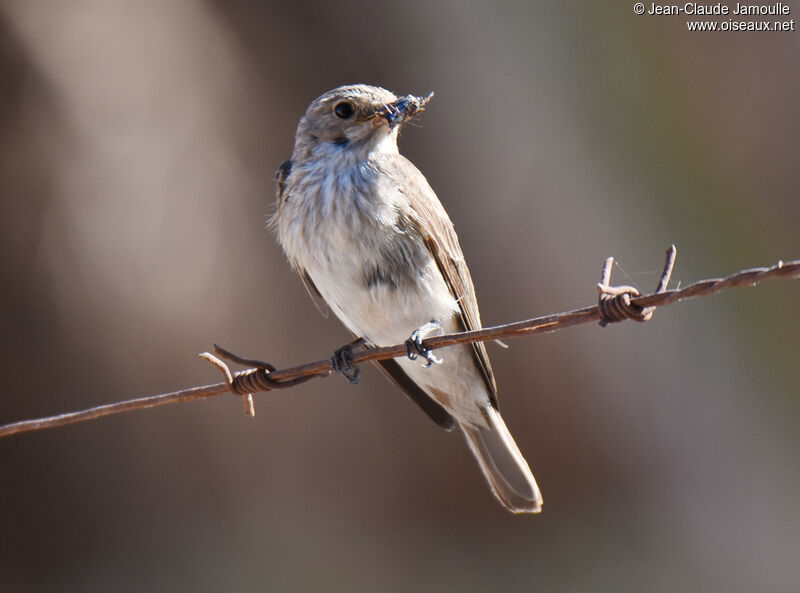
272 84 542 513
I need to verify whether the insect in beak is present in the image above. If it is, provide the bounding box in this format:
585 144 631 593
375 91 434 127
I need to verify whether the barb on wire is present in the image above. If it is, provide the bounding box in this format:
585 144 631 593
596 244 676 325
1 246 798 438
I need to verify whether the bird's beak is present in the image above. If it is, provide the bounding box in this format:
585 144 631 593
375 91 434 127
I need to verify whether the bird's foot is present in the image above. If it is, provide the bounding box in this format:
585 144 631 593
405 321 444 368
330 338 365 384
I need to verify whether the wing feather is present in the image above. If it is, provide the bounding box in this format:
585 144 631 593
374 359 456 430
390 155 498 406
299 269 330 318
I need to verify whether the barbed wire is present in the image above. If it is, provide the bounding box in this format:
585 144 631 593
1 246 797 438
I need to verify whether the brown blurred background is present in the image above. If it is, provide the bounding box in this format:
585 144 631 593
1 1 798 591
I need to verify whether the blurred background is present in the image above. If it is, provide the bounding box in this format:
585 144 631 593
1 1 798 591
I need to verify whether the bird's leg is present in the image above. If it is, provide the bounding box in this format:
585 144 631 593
330 337 366 384
405 321 444 368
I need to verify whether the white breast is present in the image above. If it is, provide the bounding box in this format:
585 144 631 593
278 153 457 346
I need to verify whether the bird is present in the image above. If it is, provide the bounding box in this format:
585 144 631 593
272 84 542 513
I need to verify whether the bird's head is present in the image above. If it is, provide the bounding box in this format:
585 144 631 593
292 84 433 161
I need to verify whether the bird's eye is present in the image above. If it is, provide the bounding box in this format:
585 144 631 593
334 101 354 119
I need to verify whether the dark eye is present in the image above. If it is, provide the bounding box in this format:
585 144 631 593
334 101 354 119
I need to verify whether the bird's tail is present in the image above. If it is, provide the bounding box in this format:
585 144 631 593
460 405 542 513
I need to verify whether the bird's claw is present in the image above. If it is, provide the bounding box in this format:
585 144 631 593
330 343 361 384
405 322 443 368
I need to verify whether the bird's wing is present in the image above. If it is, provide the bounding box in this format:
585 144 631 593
391 155 498 406
373 359 456 430
299 269 330 318
275 159 293 205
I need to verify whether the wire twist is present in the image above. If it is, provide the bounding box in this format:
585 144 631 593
199 345 327 416
597 245 676 327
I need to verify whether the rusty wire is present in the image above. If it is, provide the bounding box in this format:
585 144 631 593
1 246 797 438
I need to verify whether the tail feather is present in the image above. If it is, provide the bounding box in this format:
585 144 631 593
460 405 542 514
